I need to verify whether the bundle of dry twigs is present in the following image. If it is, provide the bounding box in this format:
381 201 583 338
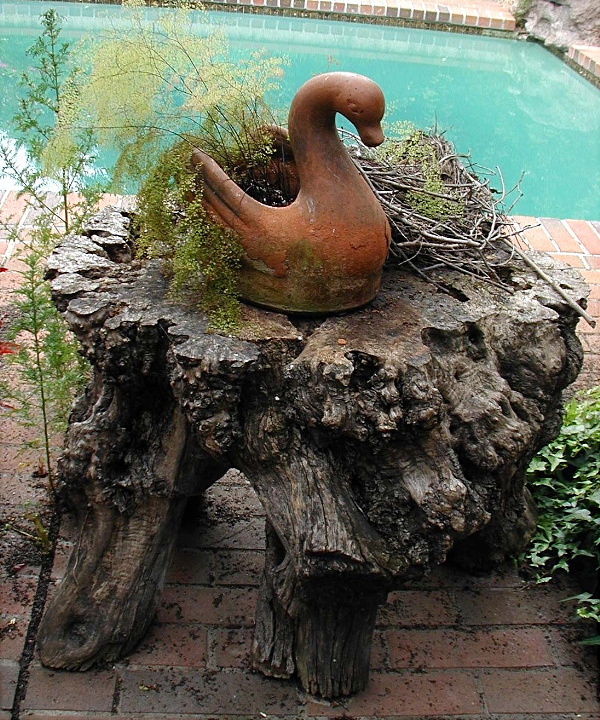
344 129 594 326
343 128 521 289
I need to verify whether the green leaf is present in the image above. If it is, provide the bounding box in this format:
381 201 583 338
579 636 600 646
564 592 593 603
565 508 594 522
523 385 600 625
527 457 547 473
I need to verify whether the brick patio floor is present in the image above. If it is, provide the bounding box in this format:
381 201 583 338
1 472 599 718
1 0 600 713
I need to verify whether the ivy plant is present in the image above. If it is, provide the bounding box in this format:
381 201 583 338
524 386 600 638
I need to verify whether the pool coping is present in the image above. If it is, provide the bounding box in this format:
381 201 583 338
566 44 600 88
202 0 517 33
205 0 599 87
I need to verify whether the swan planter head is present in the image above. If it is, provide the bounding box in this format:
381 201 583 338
191 72 391 315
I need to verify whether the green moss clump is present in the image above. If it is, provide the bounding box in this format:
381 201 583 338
376 122 465 220
136 143 243 333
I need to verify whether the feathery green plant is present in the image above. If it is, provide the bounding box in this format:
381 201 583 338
136 142 243 331
1 8 104 233
49 1 286 329
2 222 89 495
0 8 94 493
50 1 286 184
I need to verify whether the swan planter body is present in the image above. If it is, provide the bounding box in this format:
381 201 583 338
191 72 391 314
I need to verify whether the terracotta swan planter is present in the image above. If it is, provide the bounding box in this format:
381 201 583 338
191 72 391 314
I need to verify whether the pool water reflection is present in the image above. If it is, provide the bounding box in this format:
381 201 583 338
1 1 599 219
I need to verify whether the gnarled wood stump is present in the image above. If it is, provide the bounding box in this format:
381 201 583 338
38 207 588 697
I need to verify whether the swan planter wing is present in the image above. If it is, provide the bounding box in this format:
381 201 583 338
191 72 391 314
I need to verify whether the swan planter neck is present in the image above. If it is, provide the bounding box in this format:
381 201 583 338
191 72 391 315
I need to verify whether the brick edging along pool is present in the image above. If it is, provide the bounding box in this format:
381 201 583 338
203 0 517 33
17 0 600 83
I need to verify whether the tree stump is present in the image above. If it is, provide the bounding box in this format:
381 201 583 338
38 207 588 697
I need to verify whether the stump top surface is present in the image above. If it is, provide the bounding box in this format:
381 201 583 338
47 207 588 369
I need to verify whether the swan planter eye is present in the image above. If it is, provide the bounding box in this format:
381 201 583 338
191 72 392 315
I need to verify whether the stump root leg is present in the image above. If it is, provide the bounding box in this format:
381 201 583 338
244 448 391 698
252 521 387 697
38 394 224 670
37 495 187 670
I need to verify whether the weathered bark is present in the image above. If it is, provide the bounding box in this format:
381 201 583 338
38 211 228 669
253 521 387 697
38 207 588 697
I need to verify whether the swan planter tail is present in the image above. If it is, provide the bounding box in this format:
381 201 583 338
191 72 391 314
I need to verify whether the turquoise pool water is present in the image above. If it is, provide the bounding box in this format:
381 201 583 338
1 1 599 219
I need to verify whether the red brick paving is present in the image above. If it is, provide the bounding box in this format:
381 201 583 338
0 661 19 714
539 218 586 254
22 666 116 713
581 269 600 285
157 585 259 626
480 668 599 714
0 619 27 663
124 623 208 668
0 579 37 620
209 626 254 668
377 589 460 626
307 670 483 716
455 586 581 625
1 143 599 720
388 627 555 668
569 219 600 255
165 548 213 585
2 471 598 718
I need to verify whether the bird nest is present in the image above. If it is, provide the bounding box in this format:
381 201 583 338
343 128 520 290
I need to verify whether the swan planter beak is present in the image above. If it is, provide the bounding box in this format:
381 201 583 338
191 72 391 315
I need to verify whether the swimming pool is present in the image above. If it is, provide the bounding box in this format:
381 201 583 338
1 1 599 220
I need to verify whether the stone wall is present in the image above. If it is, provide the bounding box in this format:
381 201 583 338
524 0 600 50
